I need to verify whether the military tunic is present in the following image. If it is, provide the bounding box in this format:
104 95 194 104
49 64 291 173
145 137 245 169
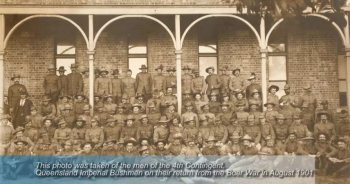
165 75 177 94
198 127 214 144
71 127 86 143
120 126 137 141
111 78 123 100
136 124 153 141
53 128 72 145
58 75 68 96
104 125 122 141
202 146 220 155
244 125 261 144
213 125 228 143
153 126 169 143
153 74 166 93
288 123 309 139
191 76 206 94
85 127 104 147
219 74 230 94
95 77 112 96
205 74 221 95
121 77 136 97
136 72 153 95
182 74 193 94
67 72 83 96
43 74 59 102
229 75 245 91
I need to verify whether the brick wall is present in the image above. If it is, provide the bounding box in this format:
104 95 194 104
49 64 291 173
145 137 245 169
286 18 340 109
3 16 342 109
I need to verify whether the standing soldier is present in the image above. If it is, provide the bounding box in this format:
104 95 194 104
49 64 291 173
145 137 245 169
8 74 28 113
153 65 166 94
219 66 230 96
205 67 221 97
160 87 178 113
300 84 317 116
315 100 334 123
182 66 193 95
279 84 296 126
245 73 261 99
67 64 83 97
12 91 33 128
43 64 59 103
57 66 68 97
136 65 152 100
191 69 206 95
95 69 112 97
121 69 136 104
267 85 280 110
111 69 123 104
81 67 89 98
229 67 245 94
165 67 177 94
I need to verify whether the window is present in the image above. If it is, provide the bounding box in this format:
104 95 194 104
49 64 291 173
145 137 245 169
268 43 287 98
128 35 147 78
338 54 347 106
198 41 218 78
55 43 76 75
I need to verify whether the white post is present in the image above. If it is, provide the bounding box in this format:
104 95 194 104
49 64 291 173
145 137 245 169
0 14 5 111
343 13 350 113
260 13 268 109
175 15 182 114
88 15 95 116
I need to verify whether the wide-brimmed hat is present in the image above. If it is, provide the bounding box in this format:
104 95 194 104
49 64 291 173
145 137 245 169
11 74 21 80
268 85 279 92
293 113 302 120
13 127 25 135
247 73 256 80
75 94 86 99
105 139 117 144
140 114 148 120
182 65 191 70
284 84 290 90
42 95 51 102
317 111 330 118
155 140 167 145
132 103 142 108
264 102 275 107
241 134 253 141
58 120 67 126
112 69 120 75
59 95 71 100
155 65 164 71
14 140 28 145
106 118 116 123
206 136 217 142
139 65 148 70
124 138 137 145
99 68 109 75
232 67 241 73
205 66 215 73
57 66 66 72
230 132 241 139
158 116 169 123
303 84 312 90
125 115 135 121
184 102 193 107
63 104 73 110
76 116 86 123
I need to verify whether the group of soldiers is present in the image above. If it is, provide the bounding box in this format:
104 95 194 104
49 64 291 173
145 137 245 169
1 63 350 177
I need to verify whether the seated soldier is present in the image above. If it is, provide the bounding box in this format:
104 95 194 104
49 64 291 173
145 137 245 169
100 139 118 156
53 120 72 145
168 117 184 143
120 115 138 142
259 114 275 146
103 95 117 115
297 132 317 155
78 142 98 156
202 136 220 156
183 119 199 144
181 102 199 128
0 113 14 155
59 104 76 128
217 103 233 126
208 92 221 115
193 93 208 114
104 118 122 142
135 94 147 113
324 138 350 177
28 107 43 129
71 117 87 145
244 115 261 147
39 96 57 118
119 138 139 156
153 116 170 143
284 133 301 155
167 133 185 156
136 115 153 142
85 118 104 149
315 133 336 172
154 140 170 156
235 102 249 126
23 117 39 143
264 102 278 126
180 138 202 156
113 105 126 123
198 115 214 146
56 140 76 155
147 102 162 126
240 135 258 155
73 94 88 116
38 117 56 143
314 112 336 142
212 118 229 144
288 114 309 140
57 96 73 116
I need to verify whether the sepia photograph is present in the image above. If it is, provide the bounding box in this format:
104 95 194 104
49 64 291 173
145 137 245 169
0 0 349 183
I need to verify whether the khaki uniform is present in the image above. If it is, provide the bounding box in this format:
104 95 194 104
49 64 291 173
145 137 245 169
273 124 289 144
241 146 258 155
198 127 214 144
288 123 309 139
104 125 122 141
182 74 193 94
213 125 228 143
264 110 279 126
205 74 221 95
183 127 199 143
136 72 153 95
217 112 233 126
314 122 336 138
153 126 169 143
44 74 59 102
71 127 86 143
121 77 136 97
202 146 220 155
165 75 177 93
53 128 72 145
229 75 245 91
136 124 153 141
181 112 199 127
67 72 83 96
39 103 56 117
180 146 201 156
120 126 137 141
219 74 230 94
244 125 261 144
153 74 166 93
111 78 122 101
191 76 206 94
58 75 68 96
95 77 112 96
85 127 104 147
245 83 262 99
227 125 244 138
168 125 184 142
209 101 221 115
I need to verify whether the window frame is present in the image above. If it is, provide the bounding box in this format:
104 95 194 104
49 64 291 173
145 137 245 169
55 41 76 75
127 34 148 70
